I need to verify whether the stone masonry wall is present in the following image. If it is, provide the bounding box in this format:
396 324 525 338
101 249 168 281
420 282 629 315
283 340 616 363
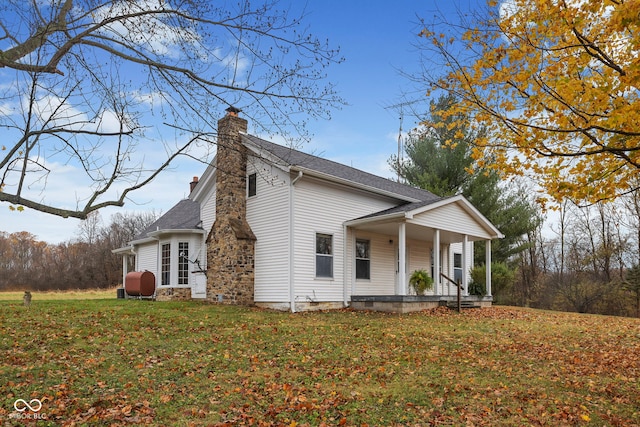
206 109 256 305
156 287 191 302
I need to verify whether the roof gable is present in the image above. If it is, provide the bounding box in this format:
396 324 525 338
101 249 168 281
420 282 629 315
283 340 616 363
346 195 503 240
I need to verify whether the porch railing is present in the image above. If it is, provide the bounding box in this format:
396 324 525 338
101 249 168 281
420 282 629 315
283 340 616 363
440 272 462 312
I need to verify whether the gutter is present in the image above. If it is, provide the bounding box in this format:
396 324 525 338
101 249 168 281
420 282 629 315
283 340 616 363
343 211 407 227
291 166 422 204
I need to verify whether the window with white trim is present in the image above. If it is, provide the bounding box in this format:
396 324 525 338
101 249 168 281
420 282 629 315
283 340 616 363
315 233 333 278
454 253 463 284
178 242 189 285
248 173 257 197
355 239 370 280
161 243 171 285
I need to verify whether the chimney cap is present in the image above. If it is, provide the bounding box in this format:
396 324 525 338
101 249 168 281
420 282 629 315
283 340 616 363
225 106 242 116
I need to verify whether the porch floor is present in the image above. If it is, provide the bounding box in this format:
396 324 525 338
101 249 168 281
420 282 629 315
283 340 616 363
350 295 493 314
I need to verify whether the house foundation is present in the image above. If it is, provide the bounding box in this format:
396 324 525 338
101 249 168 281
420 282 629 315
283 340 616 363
350 295 493 314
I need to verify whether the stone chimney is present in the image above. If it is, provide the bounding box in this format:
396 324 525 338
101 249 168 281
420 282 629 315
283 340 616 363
189 176 199 193
206 107 256 305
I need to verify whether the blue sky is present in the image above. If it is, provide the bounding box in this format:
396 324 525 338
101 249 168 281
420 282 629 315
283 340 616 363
1 1 478 243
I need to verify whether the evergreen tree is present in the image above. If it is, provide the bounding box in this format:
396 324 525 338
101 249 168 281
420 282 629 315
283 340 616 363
391 94 541 265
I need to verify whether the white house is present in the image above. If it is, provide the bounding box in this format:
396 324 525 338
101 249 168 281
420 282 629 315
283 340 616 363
114 108 503 313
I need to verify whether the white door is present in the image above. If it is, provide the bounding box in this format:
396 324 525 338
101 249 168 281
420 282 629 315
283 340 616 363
191 273 207 298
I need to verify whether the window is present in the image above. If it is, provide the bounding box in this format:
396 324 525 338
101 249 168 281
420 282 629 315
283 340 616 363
161 243 171 285
248 173 257 197
355 239 370 280
178 242 189 285
315 233 333 278
454 253 463 284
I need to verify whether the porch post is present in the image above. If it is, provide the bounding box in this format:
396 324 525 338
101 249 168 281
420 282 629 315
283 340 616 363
121 255 128 286
485 240 492 297
398 222 407 295
462 234 469 296
433 229 440 295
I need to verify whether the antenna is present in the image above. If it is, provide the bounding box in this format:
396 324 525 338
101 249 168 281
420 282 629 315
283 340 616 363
384 99 423 183
396 111 404 183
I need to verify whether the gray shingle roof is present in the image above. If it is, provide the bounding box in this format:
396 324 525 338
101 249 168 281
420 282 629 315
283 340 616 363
135 199 201 240
135 135 440 240
243 134 439 203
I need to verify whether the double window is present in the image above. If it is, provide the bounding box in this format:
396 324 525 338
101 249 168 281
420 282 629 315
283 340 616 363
315 233 333 278
355 239 370 280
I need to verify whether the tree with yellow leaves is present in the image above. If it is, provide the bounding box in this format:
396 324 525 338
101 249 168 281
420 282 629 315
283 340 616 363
417 0 640 206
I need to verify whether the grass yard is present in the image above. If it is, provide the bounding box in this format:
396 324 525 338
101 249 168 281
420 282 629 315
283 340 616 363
0 288 117 301
1 298 639 426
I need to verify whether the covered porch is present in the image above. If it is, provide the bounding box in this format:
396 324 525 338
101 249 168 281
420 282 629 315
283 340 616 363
343 195 503 313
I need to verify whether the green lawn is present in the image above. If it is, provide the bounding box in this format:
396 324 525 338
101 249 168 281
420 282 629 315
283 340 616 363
1 299 639 426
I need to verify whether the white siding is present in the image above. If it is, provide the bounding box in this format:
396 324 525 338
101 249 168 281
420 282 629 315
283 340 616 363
407 239 431 295
409 202 492 239
353 231 395 295
293 177 401 303
137 242 158 278
246 158 291 302
200 185 216 239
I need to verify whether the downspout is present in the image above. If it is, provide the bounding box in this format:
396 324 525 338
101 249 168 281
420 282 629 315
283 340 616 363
343 223 349 307
289 171 303 312
152 234 160 299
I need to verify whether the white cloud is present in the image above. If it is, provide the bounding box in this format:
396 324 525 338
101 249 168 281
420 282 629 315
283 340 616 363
23 92 133 134
130 90 167 109
92 0 202 60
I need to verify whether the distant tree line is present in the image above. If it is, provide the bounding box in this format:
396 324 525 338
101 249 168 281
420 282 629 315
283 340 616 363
513 196 640 318
0 212 157 291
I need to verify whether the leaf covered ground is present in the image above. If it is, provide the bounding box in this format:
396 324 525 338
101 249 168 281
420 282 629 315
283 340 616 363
1 300 639 426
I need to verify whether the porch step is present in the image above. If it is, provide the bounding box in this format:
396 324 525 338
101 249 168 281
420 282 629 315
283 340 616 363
446 300 480 310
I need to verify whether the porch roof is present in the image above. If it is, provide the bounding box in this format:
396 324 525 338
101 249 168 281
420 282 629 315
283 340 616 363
344 195 503 242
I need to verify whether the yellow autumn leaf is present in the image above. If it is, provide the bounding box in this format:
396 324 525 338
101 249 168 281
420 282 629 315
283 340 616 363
420 0 640 204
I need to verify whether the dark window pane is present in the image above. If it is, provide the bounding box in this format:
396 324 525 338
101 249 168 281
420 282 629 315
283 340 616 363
316 255 333 277
356 259 370 280
356 239 369 258
248 173 257 197
454 253 462 268
316 234 332 255
454 268 462 284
